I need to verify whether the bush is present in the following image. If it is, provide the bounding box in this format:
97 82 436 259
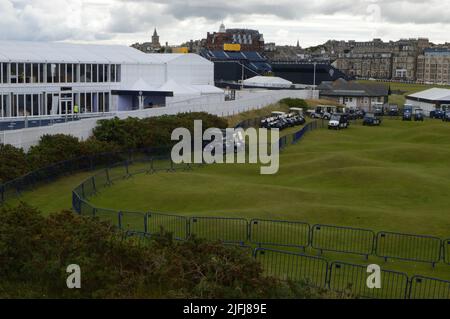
0 144 28 183
0 204 349 299
279 98 309 109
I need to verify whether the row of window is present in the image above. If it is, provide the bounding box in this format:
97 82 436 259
0 92 110 118
0 62 121 85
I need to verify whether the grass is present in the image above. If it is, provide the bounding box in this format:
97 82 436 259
356 80 450 106
10 118 450 282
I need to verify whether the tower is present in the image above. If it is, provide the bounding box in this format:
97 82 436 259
152 28 161 48
219 22 226 33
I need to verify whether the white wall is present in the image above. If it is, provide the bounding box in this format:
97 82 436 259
0 89 315 151
405 99 436 116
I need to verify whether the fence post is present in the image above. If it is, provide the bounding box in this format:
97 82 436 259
81 183 86 199
105 168 111 185
92 176 96 194
118 211 123 229
144 213 148 234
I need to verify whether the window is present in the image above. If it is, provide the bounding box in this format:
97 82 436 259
39 64 45 83
18 63 25 83
73 64 78 82
116 65 121 82
92 64 98 83
86 64 92 83
25 63 32 83
25 94 32 116
0 94 6 117
11 63 17 83
0 63 7 83
110 64 116 82
80 64 85 83
18 94 25 116
32 64 39 83
86 92 92 112
32 94 39 116
105 92 109 112
67 64 73 83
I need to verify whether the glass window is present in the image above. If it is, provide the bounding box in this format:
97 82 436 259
80 64 85 83
86 64 92 83
32 64 39 83
99 92 104 112
18 94 25 116
18 63 25 83
92 64 98 83
104 64 109 82
73 64 78 83
46 94 52 115
53 64 60 83
60 63 66 83
116 65 121 82
110 64 116 82
11 63 17 83
86 93 92 113
12 94 18 117
32 94 39 116
67 64 73 83
105 92 110 112
25 63 32 83
39 64 45 83
25 94 32 116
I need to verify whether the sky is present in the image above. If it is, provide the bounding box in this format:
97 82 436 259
0 0 449 48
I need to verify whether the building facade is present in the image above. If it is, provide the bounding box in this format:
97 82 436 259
0 41 221 120
416 48 450 84
205 24 265 52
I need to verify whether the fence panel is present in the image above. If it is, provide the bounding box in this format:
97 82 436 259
93 169 110 191
79 200 95 217
94 207 120 228
444 239 450 265
250 219 310 249
107 162 129 182
120 211 146 232
151 156 173 172
147 212 188 240
189 217 248 244
329 262 409 299
409 276 450 299
375 231 442 264
127 159 151 176
254 248 328 288
81 177 96 198
311 224 375 257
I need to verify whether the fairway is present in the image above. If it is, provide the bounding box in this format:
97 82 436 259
90 119 450 238
14 118 450 281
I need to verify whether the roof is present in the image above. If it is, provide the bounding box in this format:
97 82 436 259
318 79 389 97
243 76 292 87
0 40 212 65
407 88 450 102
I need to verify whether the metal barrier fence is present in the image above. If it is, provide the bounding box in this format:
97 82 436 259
311 224 375 258
375 231 442 266
329 261 409 299
408 276 450 299
444 239 450 265
250 219 310 249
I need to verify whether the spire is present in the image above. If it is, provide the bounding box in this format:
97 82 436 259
219 22 226 33
153 28 158 37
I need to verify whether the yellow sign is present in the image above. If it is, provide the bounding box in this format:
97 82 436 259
224 43 241 52
172 47 189 53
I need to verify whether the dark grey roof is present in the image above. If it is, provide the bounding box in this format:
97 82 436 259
318 79 390 97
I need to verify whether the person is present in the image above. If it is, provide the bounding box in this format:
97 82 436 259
73 103 80 119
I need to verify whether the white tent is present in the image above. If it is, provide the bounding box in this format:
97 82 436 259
242 76 293 88
158 79 200 96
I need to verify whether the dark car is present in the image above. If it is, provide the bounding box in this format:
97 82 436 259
402 111 412 121
443 112 450 122
374 107 384 117
363 113 381 126
328 113 349 130
414 109 424 122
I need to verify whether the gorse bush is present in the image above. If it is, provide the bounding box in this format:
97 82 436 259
93 112 228 150
0 112 227 183
0 204 350 299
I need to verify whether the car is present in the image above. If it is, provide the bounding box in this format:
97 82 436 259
402 111 412 121
362 113 381 126
443 111 450 122
328 113 349 130
414 109 424 122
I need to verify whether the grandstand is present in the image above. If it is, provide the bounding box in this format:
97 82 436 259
271 62 350 85
200 49 272 84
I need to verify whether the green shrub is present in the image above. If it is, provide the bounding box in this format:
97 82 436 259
0 144 28 183
279 98 309 109
0 204 348 299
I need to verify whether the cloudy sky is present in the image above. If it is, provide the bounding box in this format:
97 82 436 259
0 0 449 47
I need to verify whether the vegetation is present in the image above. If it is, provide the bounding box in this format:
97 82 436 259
0 204 345 299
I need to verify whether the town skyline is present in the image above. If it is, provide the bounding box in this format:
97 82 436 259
1 0 450 48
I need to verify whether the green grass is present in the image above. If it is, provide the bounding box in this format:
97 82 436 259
356 80 450 106
11 118 450 281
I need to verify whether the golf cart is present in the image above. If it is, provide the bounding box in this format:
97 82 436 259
362 113 381 126
443 111 450 122
402 104 413 121
414 108 424 122
328 113 349 130
373 103 385 116
388 105 399 116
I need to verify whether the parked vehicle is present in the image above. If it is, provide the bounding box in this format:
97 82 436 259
443 111 450 122
402 110 412 121
362 113 381 126
414 108 424 122
328 113 349 130
388 105 399 116
430 109 445 119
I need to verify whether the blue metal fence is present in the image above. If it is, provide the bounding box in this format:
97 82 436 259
328 261 409 299
250 219 310 249
375 231 442 265
311 224 375 258
189 216 248 244
408 276 450 299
